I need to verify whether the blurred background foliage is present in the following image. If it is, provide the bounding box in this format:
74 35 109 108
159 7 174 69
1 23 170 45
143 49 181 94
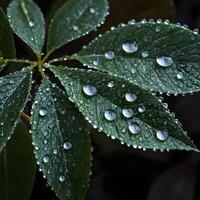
1 0 200 199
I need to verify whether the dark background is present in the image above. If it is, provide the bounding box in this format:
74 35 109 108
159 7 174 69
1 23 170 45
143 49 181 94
2 0 200 199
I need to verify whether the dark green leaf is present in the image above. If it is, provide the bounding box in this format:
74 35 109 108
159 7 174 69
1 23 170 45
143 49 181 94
31 79 91 200
0 68 31 152
76 21 200 94
0 123 36 200
50 66 198 152
7 0 45 56
47 0 108 53
0 8 15 71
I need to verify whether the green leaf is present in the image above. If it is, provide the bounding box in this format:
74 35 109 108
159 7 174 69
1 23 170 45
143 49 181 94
47 0 109 53
76 21 200 94
0 123 36 200
0 8 15 71
31 79 91 200
0 68 31 152
50 66 198 152
7 0 45 56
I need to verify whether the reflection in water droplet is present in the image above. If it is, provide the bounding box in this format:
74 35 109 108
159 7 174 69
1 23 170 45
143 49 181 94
128 122 141 134
125 92 137 102
105 51 115 60
156 56 173 67
122 108 134 118
156 130 169 141
39 108 48 117
104 109 117 121
83 85 97 96
63 141 72 150
122 42 138 53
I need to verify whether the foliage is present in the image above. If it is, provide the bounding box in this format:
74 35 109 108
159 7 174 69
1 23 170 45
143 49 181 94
0 0 199 199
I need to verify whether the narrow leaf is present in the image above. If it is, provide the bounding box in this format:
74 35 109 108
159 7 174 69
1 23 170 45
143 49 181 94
31 79 91 200
76 21 200 94
0 8 15 71
7 0 45 55
50 66 198 152
0 69 31 152
47 0 108 53
0 123 36 200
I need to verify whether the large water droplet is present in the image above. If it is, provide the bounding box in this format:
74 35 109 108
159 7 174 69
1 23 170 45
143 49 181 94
128 122 141 134
63 141 72 150
122 108 134 118
125 92 137 102
156 56 174 67
122 42 138 53
105 51 115 60
156 130 169 141
59 175 65 182
39 108 48 117
104 109 117 121
43 155 49 163
83 85 97 96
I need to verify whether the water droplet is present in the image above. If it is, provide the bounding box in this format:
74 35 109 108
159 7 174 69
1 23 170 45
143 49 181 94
73 25 79 31
93 60 99 66
138 105 145 113
89 7 95 14
105 51 115 60
29 21 35 27
156 56 174 67
176 72 183 79
43 155 49 163
122 42 138 53
142 51 149 58
104 109 117 121
156 130 169 141
128 122 141 134
107 81 114 88
63 141 72 150
83 85 97 96
59 175 65 182
39 108 48 117
125 92 137 102
122 108 134 118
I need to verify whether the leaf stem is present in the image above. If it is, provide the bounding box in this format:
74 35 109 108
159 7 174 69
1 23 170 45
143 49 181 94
2 58 35 64
48 55 76 64
20 112 31 122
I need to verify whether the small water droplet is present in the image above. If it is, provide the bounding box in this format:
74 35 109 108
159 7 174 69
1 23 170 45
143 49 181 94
43 155 49 163
142 51 149 58
93 60 99 66
83 85 97 96
73 25 79 31
122 42 138 53
89 7 96 14
29 21 35 27
138 105 145 113
176 72 183 79
122 108 134 118
107 81 114 88
59 175 65 182
39 108 48 117
156 130 169 141
104 109 117 121
105 51 115 60
63 141 72 150
125 92 137 102
156 56 174 67
128 122 141 134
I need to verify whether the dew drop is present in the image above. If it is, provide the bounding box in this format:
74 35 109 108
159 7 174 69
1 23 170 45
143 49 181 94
83 85 97 96
89 7 96 14
128 122 141 135
73 25 79 31
29 21 35 27
156 56 174 67
142 51 149 58
122 42 138 53
138 105 145 113
176 72 183 79
43 155 49 163
125 92 137 102
104 109 117 121
105 51 115 60
63 141 72 150
39 108 48 117
59 175 65 182
107 81 114 88
93 60 99 66
156 130 169 141
122 108 134 118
